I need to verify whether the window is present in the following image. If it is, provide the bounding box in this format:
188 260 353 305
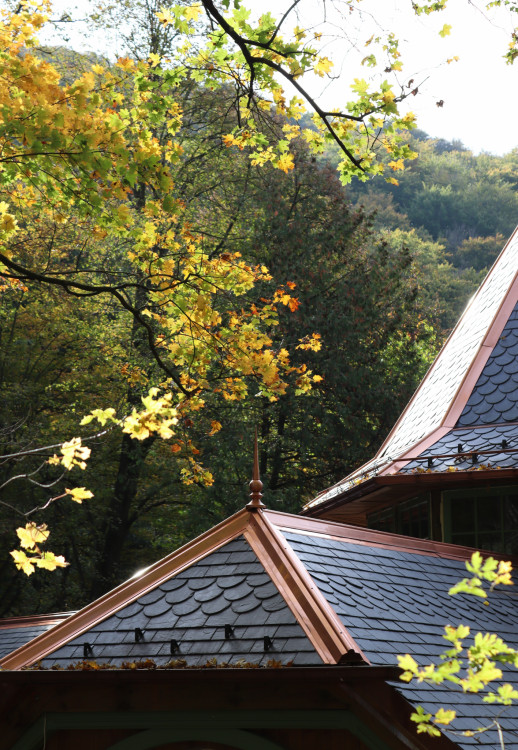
368 495 430 539
443 487 518 554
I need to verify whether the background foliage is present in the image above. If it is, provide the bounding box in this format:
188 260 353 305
1 0 517 614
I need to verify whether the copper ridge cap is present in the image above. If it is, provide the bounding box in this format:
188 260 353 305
246 429 265 510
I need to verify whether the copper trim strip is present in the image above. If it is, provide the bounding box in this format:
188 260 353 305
0 613 70 630
244 511 370 665
265 510 518 563
0 510 250 670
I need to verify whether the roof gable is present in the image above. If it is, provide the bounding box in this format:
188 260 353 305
307 225 518 509
39 536 320 669
0 509 365 670
3 509 518 750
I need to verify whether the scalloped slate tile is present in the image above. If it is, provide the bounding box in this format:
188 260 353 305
222 582 254 602
188 577 216 591
38 536 320 669
232 594 262 614
160 576 192 592
114 602 143 619
144 599 171 618
138 588 165 606
218 574 246 589
282 527 518 750
201 593 230 615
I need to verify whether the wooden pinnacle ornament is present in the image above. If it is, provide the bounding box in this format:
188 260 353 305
247 430 265 510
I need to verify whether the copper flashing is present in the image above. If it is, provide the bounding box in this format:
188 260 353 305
245 511 370 665
0 613 70 630
0 509 251 670
265 510 518 564
3 504 504 673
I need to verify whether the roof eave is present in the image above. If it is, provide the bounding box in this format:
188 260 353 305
304 468 518 519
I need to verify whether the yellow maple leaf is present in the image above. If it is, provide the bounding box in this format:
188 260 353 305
314 56 333 77
156 8 174 24
65 487 94 503
34 552 68 571
275 153 294 173
10 549 35 576
208 420 222 436
184 3 202 21
16 522 49 550
388 159 405 171
435 708 456 725
117 56 135 70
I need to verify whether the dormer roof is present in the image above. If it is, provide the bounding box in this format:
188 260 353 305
306 226 518 514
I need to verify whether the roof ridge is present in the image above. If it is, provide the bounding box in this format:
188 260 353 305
245 512 369 665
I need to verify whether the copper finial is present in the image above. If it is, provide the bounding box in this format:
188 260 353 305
246 429 265 510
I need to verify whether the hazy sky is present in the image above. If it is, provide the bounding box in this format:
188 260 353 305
43 0 518 155
245 0 518 156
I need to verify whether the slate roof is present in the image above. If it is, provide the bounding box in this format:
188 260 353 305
458 303 518 427
307 225 518 511
282 526 518 750
0 615 70 660
400 423 518 473
2 509 517 750
38 536 320 668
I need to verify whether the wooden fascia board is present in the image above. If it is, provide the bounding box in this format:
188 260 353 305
0 509 251 670
306 451 518 520
340 681 459 750
302 478 389 517
245 511 370 665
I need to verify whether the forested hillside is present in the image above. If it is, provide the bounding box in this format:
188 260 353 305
1 1 517 616
324 129 518 331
